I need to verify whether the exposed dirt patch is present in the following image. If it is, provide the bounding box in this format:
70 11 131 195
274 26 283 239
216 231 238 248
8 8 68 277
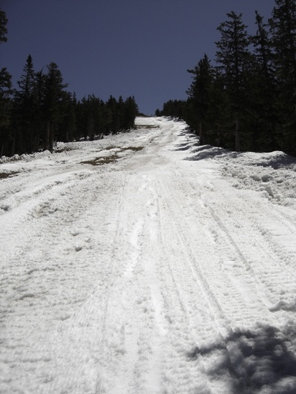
120 146 144 152
0 171 19 180
54 147 78 153
136 125 160 129
81 146 143 166
81 154 118 166
104 146 143 152
104 146 118 151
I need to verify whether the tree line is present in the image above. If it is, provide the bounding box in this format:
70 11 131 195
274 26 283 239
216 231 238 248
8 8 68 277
0 9 138 157
156 0 296 155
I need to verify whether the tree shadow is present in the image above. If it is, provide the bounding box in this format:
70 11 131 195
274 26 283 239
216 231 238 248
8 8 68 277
182 143 296 169
246 153 296 170
187 323 296 394
174 142 200 151
184 145 232 161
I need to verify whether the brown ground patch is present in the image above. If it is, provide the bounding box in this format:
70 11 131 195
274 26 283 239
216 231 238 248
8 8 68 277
0 171 19 179
136 125 160 129
81 146 143 166
81 154 118 166
120 146 144 152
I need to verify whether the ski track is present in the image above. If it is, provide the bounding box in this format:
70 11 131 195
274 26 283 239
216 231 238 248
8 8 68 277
1 117 296 393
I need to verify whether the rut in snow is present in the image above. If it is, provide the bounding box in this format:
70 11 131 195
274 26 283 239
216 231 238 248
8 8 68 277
1 117 296 394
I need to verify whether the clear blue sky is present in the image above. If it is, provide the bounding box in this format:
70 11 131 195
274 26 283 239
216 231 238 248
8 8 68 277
1 0 274 115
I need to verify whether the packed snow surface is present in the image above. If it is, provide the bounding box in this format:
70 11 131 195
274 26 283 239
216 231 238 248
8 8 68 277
1 117 296 393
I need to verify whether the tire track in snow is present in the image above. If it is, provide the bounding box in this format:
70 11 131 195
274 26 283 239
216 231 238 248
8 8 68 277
149 176 236 393
200 188 296 315
154 180 221 394
154 168 295 391
173 173 292 319
44 174 129 394
0 171 128 393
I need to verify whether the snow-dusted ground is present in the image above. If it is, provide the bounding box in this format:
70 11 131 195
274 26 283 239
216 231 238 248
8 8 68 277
1 117 296 394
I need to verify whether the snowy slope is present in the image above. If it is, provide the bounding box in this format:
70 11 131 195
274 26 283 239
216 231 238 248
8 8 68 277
1 117 296 394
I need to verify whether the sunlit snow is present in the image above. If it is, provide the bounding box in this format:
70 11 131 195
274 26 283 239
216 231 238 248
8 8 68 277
1 117 296 393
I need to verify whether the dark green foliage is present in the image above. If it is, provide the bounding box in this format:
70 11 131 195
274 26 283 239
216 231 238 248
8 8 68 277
269 0 296 153
0 68 12 127
0 9 12 155
186 55 215 144
250 12 278 151
0 7 138 157
156 100 187 120
216 11 253 151
158 0 296 156
13 55 39 154
0 57 138 157
0 68 12 156
0 8 7 43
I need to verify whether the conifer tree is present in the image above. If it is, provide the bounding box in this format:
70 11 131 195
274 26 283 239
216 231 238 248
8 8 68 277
13 55 37 153
0 68 12 155
269 0 296 153
57 92 77 142
0 8 7 43
216 11 251 150
44 63 67 151
0 8 12 155
251 12 277 150
0 8 139 157
123 96 138 130
187 54 213 144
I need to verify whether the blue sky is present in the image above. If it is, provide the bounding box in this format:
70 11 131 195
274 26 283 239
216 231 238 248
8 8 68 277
1 0 274 114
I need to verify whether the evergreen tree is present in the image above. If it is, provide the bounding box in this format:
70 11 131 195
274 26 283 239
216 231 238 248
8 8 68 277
106 96 120 132
13 55 37 154
250 11 278 151
123 96 138 130
158 99 187 119
33 70 47 150
57 91 77 142
269 0 296 153
0 8 138 158
0 68 11 127
0 8 7 43
187 54 214 144
43 63 67 151
0 8 12 155
216 11 252 150
0 68 12 155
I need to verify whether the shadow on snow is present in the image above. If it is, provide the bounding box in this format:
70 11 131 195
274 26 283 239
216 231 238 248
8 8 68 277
187 323 296 394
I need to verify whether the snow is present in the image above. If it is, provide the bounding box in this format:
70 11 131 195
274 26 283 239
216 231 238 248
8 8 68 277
1 117 296 393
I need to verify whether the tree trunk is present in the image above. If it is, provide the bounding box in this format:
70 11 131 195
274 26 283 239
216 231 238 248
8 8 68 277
199 121 204 145
49 122 54 152
10 130 16 156
45 121 50 151
235 118 240 151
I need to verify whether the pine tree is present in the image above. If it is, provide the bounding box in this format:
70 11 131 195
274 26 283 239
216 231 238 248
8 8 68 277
187 54 214 144
57 92 77 142
216 11 252 150
123 96 138 130
0 68 12 155
0 8 11 155
251 11 277 151
44 63 67 151
0 68 11 127
0 8 7 43
269 0 296 153
33 71 47 150
13 55 37 154
106 96 120 132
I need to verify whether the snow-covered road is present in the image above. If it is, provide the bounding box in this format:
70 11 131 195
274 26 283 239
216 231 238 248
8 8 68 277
1 117 296 393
